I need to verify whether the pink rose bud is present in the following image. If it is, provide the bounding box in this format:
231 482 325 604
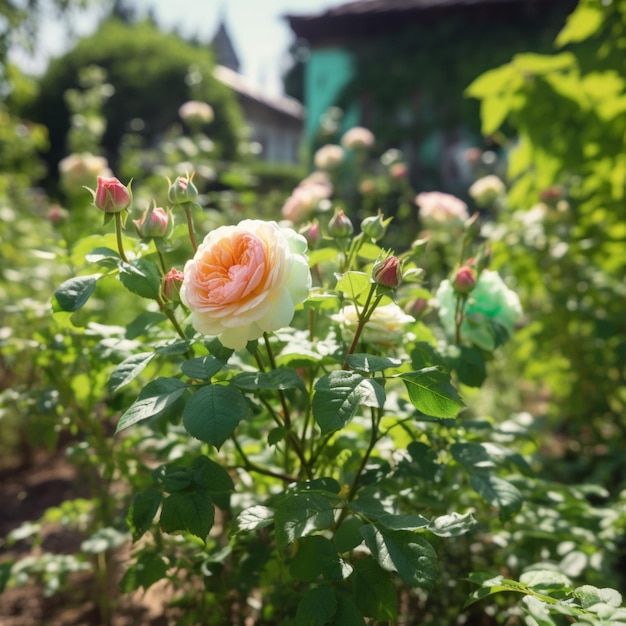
389 162 408 180
539 186 562 202
94 176 131 213
453 266 477 294
134 205 172 239
373 255 402 288
299 220 321 249
163 268 184 303
328 209 354 239
406 297 428 319
168 176 199 205
47 205 69 226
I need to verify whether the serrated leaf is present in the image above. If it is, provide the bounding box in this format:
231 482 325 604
181 355 224 380
360 526 438 588
119 551 168 592
428 512 477 537
296 585 337 626
108 352 155 393
182 384 249 449
346 353 403 373
119 258 162 300
274 492 334 551
231 367 306 392
399 367 464 418
376 513 430 531
233 506 275 534
191 455 234 493
116 377 187 433
127 489 162 541
290 535 349 582
159 490 214 540
470 473 523 521
53 274 101 312
313 370 386 434
352 559 398 622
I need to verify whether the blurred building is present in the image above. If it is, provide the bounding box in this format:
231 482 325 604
285 0 577 189
210 17 304 164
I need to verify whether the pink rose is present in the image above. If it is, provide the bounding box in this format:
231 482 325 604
94 176 131 213
181 220 312 350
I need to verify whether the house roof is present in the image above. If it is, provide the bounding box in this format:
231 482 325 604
285 0 573 41
213 65 304 120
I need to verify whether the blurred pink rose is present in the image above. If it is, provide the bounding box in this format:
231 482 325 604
415 191 469 228
341 126 375 150
314 144 344 170
181 220 312 350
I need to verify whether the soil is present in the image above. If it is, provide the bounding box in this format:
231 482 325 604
0 448 173 626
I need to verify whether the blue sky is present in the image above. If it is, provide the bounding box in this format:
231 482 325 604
11 0 348 96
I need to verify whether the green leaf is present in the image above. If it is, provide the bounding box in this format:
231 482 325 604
0 561 14 593
126 311 168 339
346 354 403 373
296 584 337 626
119 551 168 592
335 271 371 301
352 559 398 622
119 258 162 300
465 64 516 99
182 384 249 449
520 569 571 593
274 492 334 551
451 442 496 470
375 514 430 531
53 274 100 312
84 246 120 266
331 593 366 625
191 455 235 493
576 586 623 609
127 489 162 541
181 355 224 380
399 367 464 418
470 473 523 521
116 377 187 433
428 512 477 537
152 465 193 492
334 517 364 553
232 506 275 534
313 371 386 434
521 596 558 626
159 490 214 540
290 535 350 582
405 441 439 480
360 526 438 588
108 352 155 393
231 367 306 392
555 5 604 47
481 96 513 135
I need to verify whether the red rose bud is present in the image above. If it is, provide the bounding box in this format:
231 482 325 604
94 176 131 213
134 205 172 239
361 211 392 242
373 255 402 288
168 176 198 205
452 266 477 294
328 208 354 239
163 268 184 303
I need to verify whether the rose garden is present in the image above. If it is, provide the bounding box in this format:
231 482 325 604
1 1 625 625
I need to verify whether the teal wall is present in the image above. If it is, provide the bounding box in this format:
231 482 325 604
304 47 359 141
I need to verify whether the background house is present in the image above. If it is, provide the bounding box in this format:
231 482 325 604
210 17 304 165
285 0 577 191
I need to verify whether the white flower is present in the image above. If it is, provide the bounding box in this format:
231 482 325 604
181 220 312 350
468 175 505 207
178 100 214 124
341 126 375 150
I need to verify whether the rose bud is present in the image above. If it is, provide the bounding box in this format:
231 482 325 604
361 211 392 242
94 176 131 213
452 265 477 294
328 208 354 239
373 255 402 288
134 204 172 239
299 220 321 249
163 268 184 303
168 176 199 205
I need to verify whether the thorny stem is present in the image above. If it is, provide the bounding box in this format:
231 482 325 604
114 212 129 264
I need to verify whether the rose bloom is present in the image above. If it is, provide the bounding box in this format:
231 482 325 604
281 172 333 224
59 152 112 194
341 126 375 151
178 100 214 125
436 270 522 351
181 219 312 350
415 191 469 229
332 303 415 347
314 144 344 170
468 175 505 207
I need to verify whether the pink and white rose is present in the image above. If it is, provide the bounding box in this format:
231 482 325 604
415 191 469 229
181 220 312 350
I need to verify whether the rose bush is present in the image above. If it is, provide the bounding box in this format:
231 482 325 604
180 219 312 350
